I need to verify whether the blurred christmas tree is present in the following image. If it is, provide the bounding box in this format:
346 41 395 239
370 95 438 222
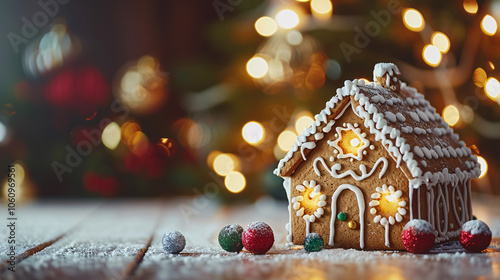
0 0 499 201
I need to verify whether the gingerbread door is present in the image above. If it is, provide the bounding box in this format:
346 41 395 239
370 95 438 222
329 184 366 249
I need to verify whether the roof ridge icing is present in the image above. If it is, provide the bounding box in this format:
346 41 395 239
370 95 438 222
274 71 480 187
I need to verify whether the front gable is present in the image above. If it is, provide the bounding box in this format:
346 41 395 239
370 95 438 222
289 102 409 249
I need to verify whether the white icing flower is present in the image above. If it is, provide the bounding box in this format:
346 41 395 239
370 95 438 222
370 184 406 224
292 180 326 222
370 184 406 247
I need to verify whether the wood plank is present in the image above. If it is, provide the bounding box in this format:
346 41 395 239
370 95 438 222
0 200 101 257
1 200 164 280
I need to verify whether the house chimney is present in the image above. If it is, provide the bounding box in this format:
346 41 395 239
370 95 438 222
373 63 401 91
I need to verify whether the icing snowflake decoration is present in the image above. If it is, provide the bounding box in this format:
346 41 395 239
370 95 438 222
328 123 370 161
292 180 326 222
369 184 406 247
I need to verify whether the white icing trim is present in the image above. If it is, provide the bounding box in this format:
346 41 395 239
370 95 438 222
300 142 316 161
329 184 365 248
283 177 293 243
314 157 388 181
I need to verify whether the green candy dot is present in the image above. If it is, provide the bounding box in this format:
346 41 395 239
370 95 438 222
218 224 244 252
337 212 347 221
304 233 324 252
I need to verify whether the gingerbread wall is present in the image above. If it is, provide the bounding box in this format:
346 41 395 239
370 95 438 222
289 103 410 250
411 180 472 241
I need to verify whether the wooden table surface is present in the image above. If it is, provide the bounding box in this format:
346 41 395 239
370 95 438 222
0 196 499 280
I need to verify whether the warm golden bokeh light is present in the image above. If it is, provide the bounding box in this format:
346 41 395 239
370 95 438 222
477 156 488 179
276 9 300 29
242 121 265 144
224 171 246 193
246 57 268 78
213 154 235 176
463 0 478 14
255 16 278 37
311 0 333 20
102 122 121 150
206 150 222 168
277 130 297 151
431 32 450 53
422 44 442 67
121 121 141 145
403 8 425 32
295 114 314 134
481 15 497 36
287 30 303 46
484 77 500 100
129 131 149 156
473 67 487 88
443 105 460 126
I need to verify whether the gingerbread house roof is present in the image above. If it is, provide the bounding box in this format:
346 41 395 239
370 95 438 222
274 63 481 188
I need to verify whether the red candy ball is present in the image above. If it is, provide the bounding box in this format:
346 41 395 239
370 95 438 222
460 220 492 252
401 219 436 254
242 221 274 255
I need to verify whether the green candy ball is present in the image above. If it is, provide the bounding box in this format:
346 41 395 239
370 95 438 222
337 212 347 221
218 224 244 252
304 233 324 252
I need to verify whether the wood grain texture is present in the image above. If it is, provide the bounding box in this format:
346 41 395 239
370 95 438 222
0 197 498 280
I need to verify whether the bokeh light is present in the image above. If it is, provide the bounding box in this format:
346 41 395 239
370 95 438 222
242 121 265 144
23 23 81 78
403 8 425 32
102 122 121 150
255 16 278 37
311 0 333 20
276 9 300 29
431 32 450 53
473 67 487 88
129 131 149 156
422 44 442 67
481 15 497 36
477 156 488 179
116 55 168 114
224 171 246 193
121 121 141 146
207 150 222 168
287 31 303 46
484 77 500 100
246 57 269 78
278 130 297 151
0 122 6 143
463 0 478 14
294 112 314 134
174 118 210 149
442 105 460 126
213 154 235 176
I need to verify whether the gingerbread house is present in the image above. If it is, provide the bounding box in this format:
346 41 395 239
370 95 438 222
274 63 481 250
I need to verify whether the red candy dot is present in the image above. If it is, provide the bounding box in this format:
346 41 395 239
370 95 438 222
242 222 274 255
460 220 492 252
401 219 436 254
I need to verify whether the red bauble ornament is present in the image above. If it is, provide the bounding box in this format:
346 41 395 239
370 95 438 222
401 219 436 253
460 220 491 252
242 222 274 255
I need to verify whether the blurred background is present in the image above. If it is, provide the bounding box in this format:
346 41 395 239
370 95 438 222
0 0 498 203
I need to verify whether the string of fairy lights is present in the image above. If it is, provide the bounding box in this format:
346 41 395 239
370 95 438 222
208 0 496 195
